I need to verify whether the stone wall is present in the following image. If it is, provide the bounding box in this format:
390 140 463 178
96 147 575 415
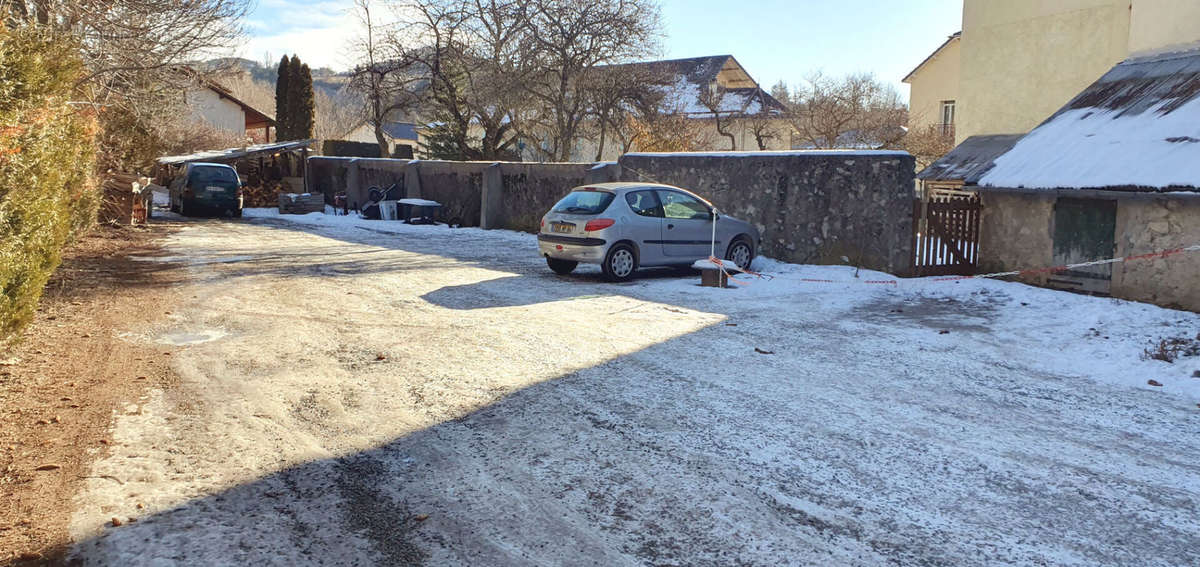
978 191 1056 285
979 188 1200 312
493 163 596 232
618 151 916 274
1112 194 1200 311
412 161 491 227
308 157 408 209
306 157 350 204
304 152 919 275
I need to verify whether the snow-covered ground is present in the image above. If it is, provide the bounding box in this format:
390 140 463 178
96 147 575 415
70 209 1200 565
242 207 1200 402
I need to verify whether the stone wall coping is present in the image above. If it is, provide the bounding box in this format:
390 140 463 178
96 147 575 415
623 150 910 158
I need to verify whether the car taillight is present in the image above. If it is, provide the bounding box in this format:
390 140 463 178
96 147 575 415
540 217 545 229
584 218 615 231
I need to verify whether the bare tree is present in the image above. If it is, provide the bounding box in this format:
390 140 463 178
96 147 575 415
316 89 366 141
748 87 788 150
349 0 425 157
4 0 250 113
695 84 738 151
784 72 907 150
518 0 663 161
902 121 955 171
581 63 670 160
395 0 529 160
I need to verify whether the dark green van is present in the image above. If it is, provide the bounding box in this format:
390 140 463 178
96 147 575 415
169 162 244 217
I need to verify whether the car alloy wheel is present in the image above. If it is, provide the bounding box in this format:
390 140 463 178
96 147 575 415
603 244 636 281
727 240 752 270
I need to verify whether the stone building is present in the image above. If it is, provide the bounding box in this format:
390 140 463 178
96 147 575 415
973 47 1200 311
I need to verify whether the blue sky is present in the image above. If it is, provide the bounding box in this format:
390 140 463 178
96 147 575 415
240 0 962 101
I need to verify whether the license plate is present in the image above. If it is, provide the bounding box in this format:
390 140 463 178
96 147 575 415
205 185 226 193
551 222 574 233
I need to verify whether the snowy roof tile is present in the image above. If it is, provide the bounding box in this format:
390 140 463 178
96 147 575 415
599 55 787 117
979 47 1200 192
916 134 1023 183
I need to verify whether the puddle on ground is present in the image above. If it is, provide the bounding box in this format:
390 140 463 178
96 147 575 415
861 294 1003 333
157 329 229 346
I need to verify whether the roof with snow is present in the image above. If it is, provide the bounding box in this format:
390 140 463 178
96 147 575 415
599 55 787 117
380 122 419 141
341 120 421 141
157 139 314 166
916 134 1023 182
979 46 1200 192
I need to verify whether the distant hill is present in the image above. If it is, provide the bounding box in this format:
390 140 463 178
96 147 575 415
200 57 350 99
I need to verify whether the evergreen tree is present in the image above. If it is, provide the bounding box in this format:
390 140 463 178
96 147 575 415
294 63 315 139
274 55 291 141
770 80 791 106
285 55 303 140
284 54 304 141
420 115 476 161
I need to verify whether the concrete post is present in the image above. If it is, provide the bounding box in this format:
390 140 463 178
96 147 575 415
481 162 504 230
404 160 422 199
346 159 361 209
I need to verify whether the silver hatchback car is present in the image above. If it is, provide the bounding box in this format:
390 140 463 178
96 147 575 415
538 182 760 281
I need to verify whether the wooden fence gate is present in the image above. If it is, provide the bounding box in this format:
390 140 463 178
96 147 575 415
912 189 981 276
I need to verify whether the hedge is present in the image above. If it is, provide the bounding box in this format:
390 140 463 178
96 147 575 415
322 139 383 158
0 28 98 344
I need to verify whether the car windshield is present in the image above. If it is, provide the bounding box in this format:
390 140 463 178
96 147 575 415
188 166 238 188
551 190 615 215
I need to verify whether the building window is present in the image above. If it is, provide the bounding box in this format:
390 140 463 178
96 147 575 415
940 100 956 136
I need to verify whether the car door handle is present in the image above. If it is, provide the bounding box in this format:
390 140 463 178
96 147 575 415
667 223 675 229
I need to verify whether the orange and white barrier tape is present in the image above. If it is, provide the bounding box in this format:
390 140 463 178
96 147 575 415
726 243 1200 287
707 256 774 286
930 244 1200 282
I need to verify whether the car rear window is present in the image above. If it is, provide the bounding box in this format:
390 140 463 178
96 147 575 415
551 190 615 215
188 166 238 187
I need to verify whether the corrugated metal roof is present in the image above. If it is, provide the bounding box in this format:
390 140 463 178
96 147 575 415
979 46 1200 191
916 134 1023 182
157 140 314 165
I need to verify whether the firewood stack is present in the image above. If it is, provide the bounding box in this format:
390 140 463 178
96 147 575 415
99 172 154 225
278 192 324 215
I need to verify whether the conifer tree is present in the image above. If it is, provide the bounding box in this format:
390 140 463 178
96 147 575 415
285 55 303 140
274 55 291 140
294 63 315 140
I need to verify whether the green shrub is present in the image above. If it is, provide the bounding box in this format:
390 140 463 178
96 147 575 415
0 28 98 344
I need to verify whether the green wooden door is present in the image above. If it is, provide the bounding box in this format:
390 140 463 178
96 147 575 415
1051 198 1117 294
